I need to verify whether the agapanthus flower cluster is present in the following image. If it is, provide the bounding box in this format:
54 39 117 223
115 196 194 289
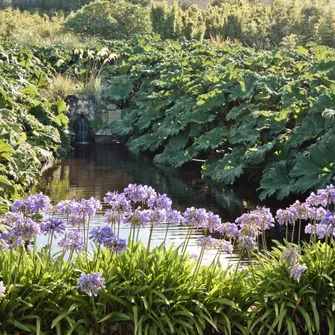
281 246 307 282
304 210 335 240
196 236 219 248
0 281 6 298
287 201 314 221
104 186 177 229
40 217 66 237
89 226 127 253
12 193 51 215
1 217 40 248
290 263 307 282
215 222 239 239
217 239 234 254
54 200 77 216
148 193 172 211
76 272 105 296
104 192 131 213
305 184 335 208
2 212 25 226
89 226 115 245
182 207 209 229
281 247 301 266
275 209 297 226
57 198 101 228
123 184 156 204
166 209 182 225
207 211 221 233
235 207 274 250
58 230 85 252
105 236 127 254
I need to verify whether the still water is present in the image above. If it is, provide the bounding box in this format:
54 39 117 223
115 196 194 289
35 144 269 265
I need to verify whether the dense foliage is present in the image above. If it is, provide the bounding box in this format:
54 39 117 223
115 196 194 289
89 36 335 200
64 0 152 40
0 41 69 211
2 0 335 48
2 184 335 334
152 0 335 48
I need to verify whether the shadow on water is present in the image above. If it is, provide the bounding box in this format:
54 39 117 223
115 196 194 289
34 144 288 265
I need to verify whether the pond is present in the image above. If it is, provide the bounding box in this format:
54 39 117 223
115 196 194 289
35 144 282 265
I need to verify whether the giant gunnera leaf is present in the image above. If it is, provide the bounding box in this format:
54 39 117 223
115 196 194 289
202 148 246 184
290 137 335 192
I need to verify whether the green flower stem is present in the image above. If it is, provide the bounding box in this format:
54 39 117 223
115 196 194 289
146 223 154 254
298 218 302 245
163 222 170 245
13 246 24 287
192 244 205 281
182 226 193 255
47 234 54 268
291 222 296 243
86 217 91 254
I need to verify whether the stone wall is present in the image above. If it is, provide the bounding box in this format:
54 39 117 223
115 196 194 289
66 95 122 143
94 103 122 143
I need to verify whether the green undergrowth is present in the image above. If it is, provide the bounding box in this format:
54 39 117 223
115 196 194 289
2 236 335 334
0 41 70 211
0 242 247 335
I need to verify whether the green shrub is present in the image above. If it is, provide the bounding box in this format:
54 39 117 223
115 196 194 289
64 0 152 40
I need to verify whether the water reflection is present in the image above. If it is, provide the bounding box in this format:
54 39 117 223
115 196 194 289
36 144 258 220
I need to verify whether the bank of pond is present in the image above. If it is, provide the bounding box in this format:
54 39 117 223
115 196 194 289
0 184 335 334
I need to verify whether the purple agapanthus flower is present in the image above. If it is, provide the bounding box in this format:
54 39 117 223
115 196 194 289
2 212 25 226
0 281 6 298
105 236 127 254
89 226 114 245
149 194 172 211
40 217 67 237
182 207 208 228
287 201 314 221
196 236 219 248
237 234 258 251
275 209 297 226
166 209 182 225
103 191 131 214
124 207 148 227
306 185 335 208
207 211 221 233
215 222 239 239
1 217 40 249
12 193 51 215
76 272 105 296
290 263 307 282
321 210 335 226
58 230 85 252
54 200 77 216
217 240 234 254
123 184 150 203
305 223 317 235
281 247 301 266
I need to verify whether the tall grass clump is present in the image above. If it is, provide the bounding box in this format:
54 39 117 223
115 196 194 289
47 73 82 101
